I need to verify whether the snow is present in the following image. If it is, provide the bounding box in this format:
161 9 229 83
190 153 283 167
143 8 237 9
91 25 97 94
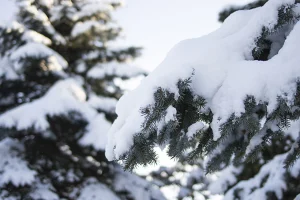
49 1 75 23
71 21 105 37
160 185 181 200
106 0 300 161
0 57 18 80
164 106 176 123
38 0 55 8
0 78 116 151
73 0 114 21
18 1 66 44
0 79 96 131
82 51 102 60
30 181 59 200
79 113 111 150
88 94 117 114
10 42 68 70
245 121 280 155
21 3 49 23
22 30 52 45
0 138 36 187
224 153 300 200
76 62 87 73
208 165 242 194
87 61 144 79
113 75 145 91
77 178 119 200
186 121 207 139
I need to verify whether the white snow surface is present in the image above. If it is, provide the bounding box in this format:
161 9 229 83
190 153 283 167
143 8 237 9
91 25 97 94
22 30 52 45
87 61 144 79
79 113 111 150
87 94 117 113
186 121 207 139
38 0 55 8
106 0 300 160
160 185 181 200
164 106 177 123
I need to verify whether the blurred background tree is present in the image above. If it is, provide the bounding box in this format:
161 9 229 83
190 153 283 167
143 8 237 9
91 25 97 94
0 0 163 199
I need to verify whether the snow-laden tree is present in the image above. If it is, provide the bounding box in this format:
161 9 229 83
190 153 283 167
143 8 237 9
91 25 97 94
106 0 300 199
0 0 164 199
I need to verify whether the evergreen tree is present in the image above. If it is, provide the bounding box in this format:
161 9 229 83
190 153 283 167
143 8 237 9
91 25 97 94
0 0 163 199
106 0 300 199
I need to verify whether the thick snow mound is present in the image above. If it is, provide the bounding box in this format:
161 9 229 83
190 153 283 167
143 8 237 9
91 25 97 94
106 0 300 160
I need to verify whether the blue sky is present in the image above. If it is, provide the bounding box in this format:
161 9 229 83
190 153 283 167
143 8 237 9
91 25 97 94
115 0 252 71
